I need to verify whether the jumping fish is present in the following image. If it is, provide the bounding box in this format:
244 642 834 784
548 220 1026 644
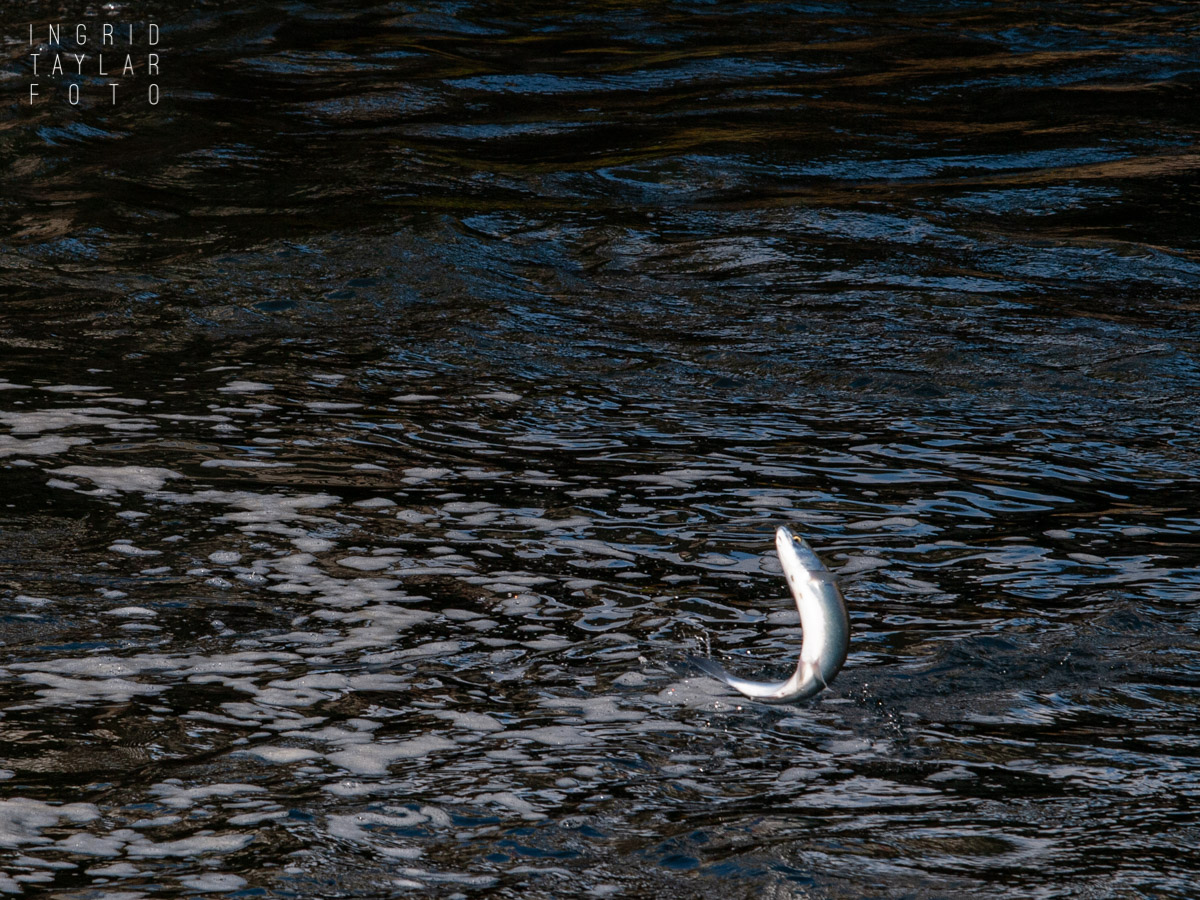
692 526 849 703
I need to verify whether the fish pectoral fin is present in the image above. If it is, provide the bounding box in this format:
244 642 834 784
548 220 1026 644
813 665 828 690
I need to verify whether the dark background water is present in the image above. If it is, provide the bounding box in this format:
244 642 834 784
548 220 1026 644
2 1 1200 897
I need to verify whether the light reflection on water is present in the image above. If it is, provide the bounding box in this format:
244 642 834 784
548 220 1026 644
3 0 1200 896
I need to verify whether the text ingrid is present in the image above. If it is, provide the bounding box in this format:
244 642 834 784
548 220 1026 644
26 22 162 106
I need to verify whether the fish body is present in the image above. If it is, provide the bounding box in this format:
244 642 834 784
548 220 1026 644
693 526 849 703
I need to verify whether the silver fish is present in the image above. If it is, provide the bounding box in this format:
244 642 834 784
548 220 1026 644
693 525 850 703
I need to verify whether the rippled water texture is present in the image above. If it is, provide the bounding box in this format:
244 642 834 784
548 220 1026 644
3 1 1200 896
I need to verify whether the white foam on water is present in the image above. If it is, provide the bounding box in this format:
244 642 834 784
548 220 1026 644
337 556 394 572
291 536 335 552
91 397 149 406
125 833 253 857
326 736 456 775
85 862 142 877
0 407 125 434
305 401 362 412
845 516 922 531
40 384 109 393
509 865 573 878
51 465 182 494
499 594 541 615
401 466 451 483
434 711 505 732
7 650 340 711
280 724 373 746
439 608 482 622
419 805 452 827
616 473 695 489
218 381 273 393
213 492 341 525
9 873 53 887
15 672 167 706
778 766 820 784
228 810 288 826
837 555 890 575
234 745 325 764
108 544 161 557
10 657 163 677
179 874 248 892
392 639 462 660
553 538 637 561
153 413 232 422
395 509 434 524
487 573 552 587
501 726 593 747
148 783 268 809
130 815 181 828
0 435 89 457
268 672 407 694
379 845 424 860
327 808 428 842
323 780 375 798
543 698 644 723
513 515 591 531
475 791 546 820
54 832 128 856
70 888 146 899
395 867 496 888
102 607 157 618
1122 526 1156 536
566 487 613 498
353 497 396 508
0 799 100 849
442 501 497 516
201 458 294 469
656 676 737 708
303 607 434 652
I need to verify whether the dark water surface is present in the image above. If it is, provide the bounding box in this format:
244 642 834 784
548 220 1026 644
3 1 1200 896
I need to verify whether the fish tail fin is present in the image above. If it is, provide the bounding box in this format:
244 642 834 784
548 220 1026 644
688 654 734 685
